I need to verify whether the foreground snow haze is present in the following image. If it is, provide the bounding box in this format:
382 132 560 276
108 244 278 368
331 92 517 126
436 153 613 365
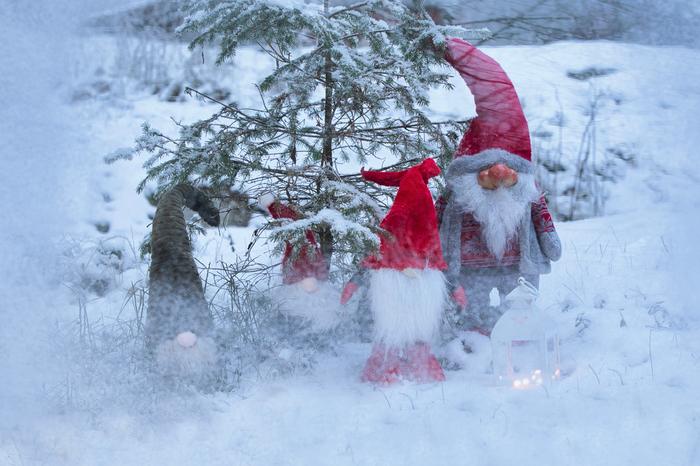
1 1 699 465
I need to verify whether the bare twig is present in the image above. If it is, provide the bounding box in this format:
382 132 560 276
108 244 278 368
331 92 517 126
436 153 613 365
377 388 393 409
648 329 655 380
607 368 625 385
456 16 570 26
399 392 416 410
588 364 601 385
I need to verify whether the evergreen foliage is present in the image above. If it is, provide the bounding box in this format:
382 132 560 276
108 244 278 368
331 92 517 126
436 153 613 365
110 0 484 278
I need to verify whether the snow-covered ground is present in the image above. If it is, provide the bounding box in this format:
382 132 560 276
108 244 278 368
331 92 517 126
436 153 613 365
2 24 700 466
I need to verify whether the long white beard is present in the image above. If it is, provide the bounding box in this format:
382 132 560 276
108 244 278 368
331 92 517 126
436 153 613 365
369 268 447 346
452 173 540 260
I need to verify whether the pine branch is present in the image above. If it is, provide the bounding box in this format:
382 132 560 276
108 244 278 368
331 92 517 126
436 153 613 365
328 1 369 19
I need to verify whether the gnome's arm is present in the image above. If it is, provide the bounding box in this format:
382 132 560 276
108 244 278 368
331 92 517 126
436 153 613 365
435 194 448 226
532 195 561 261
435 192 468 310
340 268 367 305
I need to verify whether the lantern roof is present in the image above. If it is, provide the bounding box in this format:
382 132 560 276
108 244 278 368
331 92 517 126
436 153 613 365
504 277 539 307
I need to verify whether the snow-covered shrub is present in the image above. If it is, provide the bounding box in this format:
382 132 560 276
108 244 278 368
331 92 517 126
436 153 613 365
437 0 700 47
203 253 360 383
60 237 135 297
71 34 233 104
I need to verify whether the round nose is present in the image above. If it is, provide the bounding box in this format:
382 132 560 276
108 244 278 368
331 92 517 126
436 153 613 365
489 164 510 182
490 163 518 187
176 331 198 348
477 163 518 189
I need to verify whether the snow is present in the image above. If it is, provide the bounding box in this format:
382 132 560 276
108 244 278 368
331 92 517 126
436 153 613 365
0 0 96 432
1 10 700 465
273 207 379 243
325 180 384 218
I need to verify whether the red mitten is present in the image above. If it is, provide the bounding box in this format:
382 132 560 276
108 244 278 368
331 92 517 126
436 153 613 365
452 285 468 310
340 282 360 305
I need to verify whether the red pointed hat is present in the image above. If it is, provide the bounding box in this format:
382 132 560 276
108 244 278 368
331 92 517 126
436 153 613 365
260 196 329 284
361 158 447 271
445 37 534 175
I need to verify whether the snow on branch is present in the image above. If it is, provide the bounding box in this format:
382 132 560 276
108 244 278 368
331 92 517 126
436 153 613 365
272 207 378 241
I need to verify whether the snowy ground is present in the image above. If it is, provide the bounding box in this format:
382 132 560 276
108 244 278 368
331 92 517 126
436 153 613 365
2 34 700 465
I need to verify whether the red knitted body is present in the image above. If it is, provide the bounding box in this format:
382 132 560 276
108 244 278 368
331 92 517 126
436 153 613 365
436 193 556 269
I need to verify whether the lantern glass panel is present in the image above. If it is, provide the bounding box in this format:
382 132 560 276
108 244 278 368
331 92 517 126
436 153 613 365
491 278 561 388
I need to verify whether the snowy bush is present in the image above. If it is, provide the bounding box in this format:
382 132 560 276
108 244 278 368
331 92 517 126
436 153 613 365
59 237 137 297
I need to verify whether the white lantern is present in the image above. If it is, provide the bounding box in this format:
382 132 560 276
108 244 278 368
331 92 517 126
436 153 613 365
491 278 560 389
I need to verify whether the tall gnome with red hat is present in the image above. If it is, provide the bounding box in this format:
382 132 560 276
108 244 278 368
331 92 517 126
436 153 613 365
342 158 448 384
438 38 562 334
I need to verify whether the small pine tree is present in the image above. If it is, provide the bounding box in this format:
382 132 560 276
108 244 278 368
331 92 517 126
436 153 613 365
110 0 485 277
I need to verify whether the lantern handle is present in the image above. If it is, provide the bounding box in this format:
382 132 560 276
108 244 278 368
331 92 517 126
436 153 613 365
517 277 540 298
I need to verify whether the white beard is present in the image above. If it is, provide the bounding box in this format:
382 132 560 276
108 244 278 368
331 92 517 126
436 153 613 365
155 334 218 378
274 280 343 331
452 173 540 260
369 268 447 346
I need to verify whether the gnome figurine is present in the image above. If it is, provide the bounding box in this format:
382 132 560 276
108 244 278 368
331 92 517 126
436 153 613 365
260 195 343 330
437 38 562 334
341 158 448 384
259 194 329 291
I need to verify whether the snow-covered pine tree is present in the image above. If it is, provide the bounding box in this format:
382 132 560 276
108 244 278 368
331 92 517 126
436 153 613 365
111 0 484 277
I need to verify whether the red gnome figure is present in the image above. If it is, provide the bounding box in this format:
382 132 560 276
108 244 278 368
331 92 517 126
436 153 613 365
437 38 562 335
259 194 329 291
343 158 448 384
